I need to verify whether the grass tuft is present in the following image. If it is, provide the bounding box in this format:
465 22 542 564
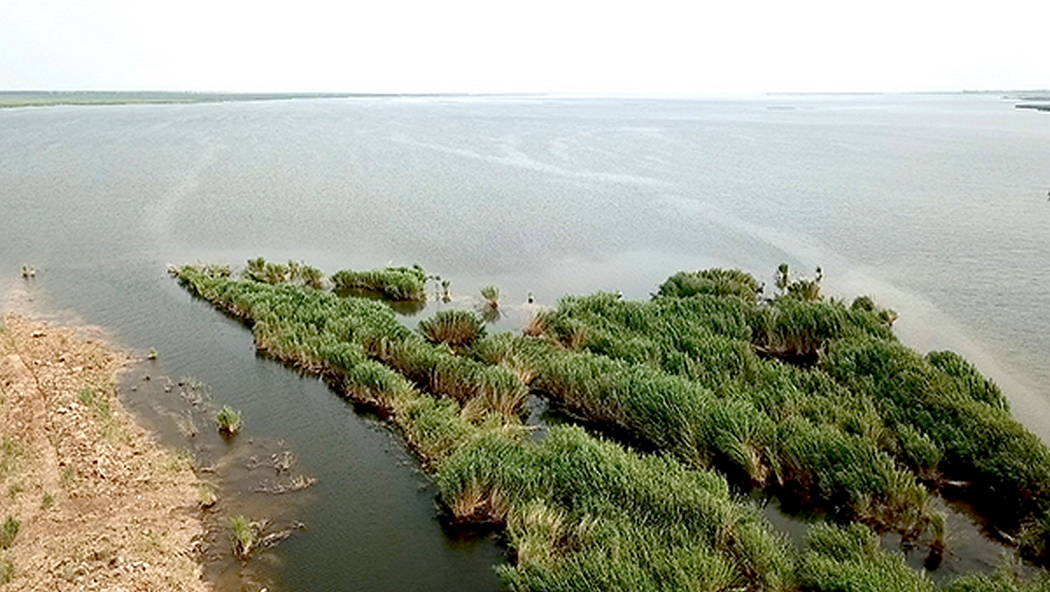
216 405 242 435
419 310 486 349
480 285 501 309
229 514 256 558
0 516 19 549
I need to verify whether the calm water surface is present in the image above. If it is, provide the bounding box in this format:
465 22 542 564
2 94 1049 588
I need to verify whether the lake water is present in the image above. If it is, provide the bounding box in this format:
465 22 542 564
2 94 1049 589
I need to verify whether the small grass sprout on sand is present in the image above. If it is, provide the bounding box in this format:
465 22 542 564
230 514 256 558
0 556 11 584
216 405 242 435
0 516 19 549
198 484 218 509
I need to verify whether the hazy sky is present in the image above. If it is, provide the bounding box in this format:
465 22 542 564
1 0 1046 94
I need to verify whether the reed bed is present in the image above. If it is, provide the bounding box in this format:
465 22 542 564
174 261 1050 589
330 265 427 301
525 268 1050 561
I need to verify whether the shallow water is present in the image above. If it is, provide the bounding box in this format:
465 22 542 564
2 94 1049 588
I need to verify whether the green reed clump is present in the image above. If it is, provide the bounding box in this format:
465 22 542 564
526 271 1023 540
331 265 427 301
799 523 936 592
947 562 1050 592
655 268 763 301
825 336 1050 530
216 405 242 435
480 285 501 309
419 310 486 349
0 516 18 549
229 515 256 558
750 297 893 364
526 340 922 516
437 426 797 591
926 350 1009 410
461 365 529 422
245 257 291 284
472 333 549 384
775 416 927 520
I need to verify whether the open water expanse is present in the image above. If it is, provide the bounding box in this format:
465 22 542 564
2 94 1049 589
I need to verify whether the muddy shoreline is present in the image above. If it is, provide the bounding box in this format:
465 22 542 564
0 314 210 591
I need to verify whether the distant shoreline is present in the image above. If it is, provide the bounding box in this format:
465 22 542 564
1016 103 1050 112
0 91 573 110
0 91 381 109
7 90 1050 110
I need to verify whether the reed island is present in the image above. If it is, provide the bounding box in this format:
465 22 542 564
173 259 1050 591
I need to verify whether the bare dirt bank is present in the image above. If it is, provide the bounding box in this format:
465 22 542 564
0 314 210 591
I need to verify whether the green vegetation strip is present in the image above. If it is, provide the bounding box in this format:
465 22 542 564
174 261 1050 590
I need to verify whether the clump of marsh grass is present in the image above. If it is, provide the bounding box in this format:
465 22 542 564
216 405 242 435
20 264 35 279
419 310 486 349
229 514 256 558
655 268 763 301
461 366 528 422
478 286 502 322
245 257 290 284
774 263 824 302
523 313 545 337
799 523 935 592
0 516 19 549
199 484 218 509
480 285 500 309
287 260 324 289
331 265 426 301
201 262 232 278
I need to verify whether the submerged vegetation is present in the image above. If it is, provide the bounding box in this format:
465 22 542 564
173 259 1050 590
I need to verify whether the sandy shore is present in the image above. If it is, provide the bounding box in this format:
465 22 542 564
0 314 211 591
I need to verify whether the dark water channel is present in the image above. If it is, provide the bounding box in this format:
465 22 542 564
11 271 504 592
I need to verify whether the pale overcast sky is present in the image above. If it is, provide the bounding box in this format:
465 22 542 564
1 0 1046 94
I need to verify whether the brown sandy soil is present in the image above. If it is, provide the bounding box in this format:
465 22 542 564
0 314 210 591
